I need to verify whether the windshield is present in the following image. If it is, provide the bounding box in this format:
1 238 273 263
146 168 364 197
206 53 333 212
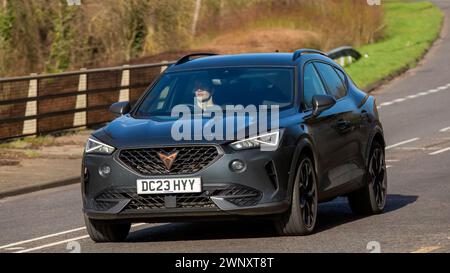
135 67 294 117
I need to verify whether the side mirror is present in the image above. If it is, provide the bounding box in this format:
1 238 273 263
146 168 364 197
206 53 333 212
109 101 131 117
311 95 336 117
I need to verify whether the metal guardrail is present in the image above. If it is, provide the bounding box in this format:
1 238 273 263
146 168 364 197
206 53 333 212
0 47 361 141
327 46 362 60
327 46 362 67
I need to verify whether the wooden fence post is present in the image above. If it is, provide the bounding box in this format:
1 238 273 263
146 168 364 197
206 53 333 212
22 73 38 135
160 61 169 73
119 65 130 102
191 0 202 36
73 68 87 127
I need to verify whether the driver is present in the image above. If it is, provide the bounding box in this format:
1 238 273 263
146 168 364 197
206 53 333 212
193 78 216 110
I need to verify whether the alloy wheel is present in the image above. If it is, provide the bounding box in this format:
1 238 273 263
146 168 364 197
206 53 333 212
298 159 317 229
369 146 387 208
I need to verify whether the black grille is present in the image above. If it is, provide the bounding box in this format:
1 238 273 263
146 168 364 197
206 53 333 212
217 185 262 207
94 188 216 211
93 184 262 212
118 146 220 175
127 193 216 210
93 200 118 211
226 196 262 207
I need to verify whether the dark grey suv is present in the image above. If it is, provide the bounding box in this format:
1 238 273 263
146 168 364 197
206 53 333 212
82 50 387 242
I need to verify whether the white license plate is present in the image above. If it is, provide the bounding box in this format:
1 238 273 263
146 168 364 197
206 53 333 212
136 177 202 194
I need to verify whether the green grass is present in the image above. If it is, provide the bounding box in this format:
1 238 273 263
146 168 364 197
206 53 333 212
345 1 443 89
0 136 55 149
23 150 41 158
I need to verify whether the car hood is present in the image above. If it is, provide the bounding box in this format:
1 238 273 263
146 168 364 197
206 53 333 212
93 114 257 148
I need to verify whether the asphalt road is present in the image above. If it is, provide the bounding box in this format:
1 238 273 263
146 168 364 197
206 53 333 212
1 1 450 253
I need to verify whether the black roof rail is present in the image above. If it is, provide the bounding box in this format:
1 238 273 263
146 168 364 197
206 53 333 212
175 53 218 65
292 49 327 61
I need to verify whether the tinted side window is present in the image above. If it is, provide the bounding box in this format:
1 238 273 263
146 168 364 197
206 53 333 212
302 63 327 109
314 62 347 99
334 68 347 87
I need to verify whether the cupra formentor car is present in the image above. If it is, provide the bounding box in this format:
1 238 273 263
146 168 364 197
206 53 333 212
81 49 387 242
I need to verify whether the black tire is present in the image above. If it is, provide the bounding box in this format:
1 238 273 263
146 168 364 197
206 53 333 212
348 141 387 215
84 215 131 242
275 154 318 236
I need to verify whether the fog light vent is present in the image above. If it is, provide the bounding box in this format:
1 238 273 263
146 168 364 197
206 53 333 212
265 161 279 190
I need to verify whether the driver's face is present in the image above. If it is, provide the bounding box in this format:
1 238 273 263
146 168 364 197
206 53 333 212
194 86 211 101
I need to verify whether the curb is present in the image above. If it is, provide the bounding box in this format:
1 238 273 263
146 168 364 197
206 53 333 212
363 37 441 93
362 39 436 93
364 65 411 93
0 176 80 199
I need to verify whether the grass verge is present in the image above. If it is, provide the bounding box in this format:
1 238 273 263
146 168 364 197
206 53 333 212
0 136 55 149
345 1 444 90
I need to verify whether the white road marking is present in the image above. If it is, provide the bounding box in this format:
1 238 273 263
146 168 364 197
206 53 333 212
385 159 399 162
377 82 450 108
411 246 441 253
386 138 420 150
4 247 25 251
386 165 392 169
429 147 450 155
0 227 86 250
393 147 428 151
14 235 90 253
439 126 450 132
12 223 147 253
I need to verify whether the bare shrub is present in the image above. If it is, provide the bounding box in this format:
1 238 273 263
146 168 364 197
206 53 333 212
0 0 383 77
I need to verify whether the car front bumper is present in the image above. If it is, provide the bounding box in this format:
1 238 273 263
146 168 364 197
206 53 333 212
82 145 294 222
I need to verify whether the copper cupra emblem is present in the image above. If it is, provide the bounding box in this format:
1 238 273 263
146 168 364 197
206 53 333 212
157 151 178 170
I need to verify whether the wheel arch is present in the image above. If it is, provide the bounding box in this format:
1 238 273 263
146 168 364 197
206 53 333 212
285 135 319 203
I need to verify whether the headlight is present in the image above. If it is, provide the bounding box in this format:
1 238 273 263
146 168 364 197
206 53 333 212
85 138 115 154
230 130 281 151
